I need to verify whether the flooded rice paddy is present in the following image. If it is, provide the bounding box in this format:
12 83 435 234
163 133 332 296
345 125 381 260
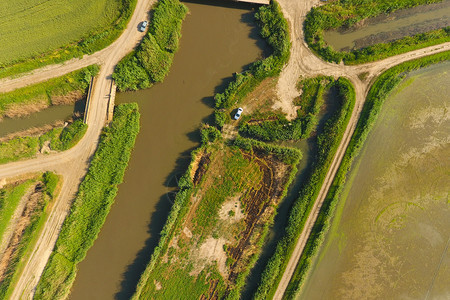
69 1 267 299
298 62 450 299
324 0 450 51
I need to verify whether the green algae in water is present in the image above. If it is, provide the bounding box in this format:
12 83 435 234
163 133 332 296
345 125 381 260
298 62 450 300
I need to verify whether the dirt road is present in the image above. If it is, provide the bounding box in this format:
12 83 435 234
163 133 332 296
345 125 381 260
272 0 450 299
0 0 156 298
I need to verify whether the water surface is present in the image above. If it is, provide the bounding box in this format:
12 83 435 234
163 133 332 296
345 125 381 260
69 1 267 299
324 1 450 51
299 62 450 299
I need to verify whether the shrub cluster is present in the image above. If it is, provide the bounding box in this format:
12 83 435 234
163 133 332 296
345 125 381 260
282 50 450 299
214 0 290 109
239 114 302 141
35 103 140 299
254 77 355 299
200 125 222 144
238 76 333 142
113 0 188 91
304 0 449 64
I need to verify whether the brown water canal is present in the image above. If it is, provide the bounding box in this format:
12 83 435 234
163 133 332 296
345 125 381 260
324 0 450 51
0 104 75 137
298 62 450 299
69 1 268 299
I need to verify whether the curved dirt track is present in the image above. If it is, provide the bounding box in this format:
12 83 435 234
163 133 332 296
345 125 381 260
0 0 449 299
0 0 155 298
272 0 450 299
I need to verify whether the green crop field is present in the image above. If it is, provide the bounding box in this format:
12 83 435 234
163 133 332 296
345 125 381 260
0 0 122 65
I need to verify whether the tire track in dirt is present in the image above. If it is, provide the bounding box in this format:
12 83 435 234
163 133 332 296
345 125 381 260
272 0 450 298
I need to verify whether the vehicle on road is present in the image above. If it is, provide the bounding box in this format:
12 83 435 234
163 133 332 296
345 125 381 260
234 107 243 120
139 21 148 32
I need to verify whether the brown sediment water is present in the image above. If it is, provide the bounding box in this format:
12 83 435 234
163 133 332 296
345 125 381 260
298 62 450 299
0 105 74 137
324 0 450 51
69 1 268 299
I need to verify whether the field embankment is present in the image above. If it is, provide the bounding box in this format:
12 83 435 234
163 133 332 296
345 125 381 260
283 50 450 299
0 119 87 165
112 0 188 91
253 77 355 299
0 172 60 299
34 103 140 299
132 134 300 299
0 0 137 79
305 0 450 64
0 65 98 120
214 0 290 113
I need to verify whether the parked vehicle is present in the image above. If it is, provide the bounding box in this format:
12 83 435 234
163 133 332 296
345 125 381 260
139 21 148 32
234 107 243 120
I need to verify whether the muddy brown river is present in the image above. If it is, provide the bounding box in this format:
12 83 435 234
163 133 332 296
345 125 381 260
298 62 450 299
69 1 267 299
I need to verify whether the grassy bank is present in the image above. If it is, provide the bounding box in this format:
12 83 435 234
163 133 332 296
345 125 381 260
238 76 334 141
34 103 140 299
133 137 300 299
305 0 449 64
0 120 87 165
113 0 188 91
253 77 355 299
0 0 136 79
0 65 98 119
283 51 450 299
0 172 60 299
214 0 290 110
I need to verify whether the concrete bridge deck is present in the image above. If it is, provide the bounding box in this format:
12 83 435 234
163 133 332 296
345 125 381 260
236 0 270 4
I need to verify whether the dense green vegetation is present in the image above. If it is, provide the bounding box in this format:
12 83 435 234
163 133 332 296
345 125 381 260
35 103 140 299
253 77 355 299
0 0 136 79
113 0 188 91
133 140 300 299
304 0 449 64
0 172 60 299
283 51 450 299
238 76 333 142
214 0 290 109
0 65 98 118
0 120 87 165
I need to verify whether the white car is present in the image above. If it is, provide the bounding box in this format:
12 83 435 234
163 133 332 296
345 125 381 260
234 108 243 120
139 21 148 32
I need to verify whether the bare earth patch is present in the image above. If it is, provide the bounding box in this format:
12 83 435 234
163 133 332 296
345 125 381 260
218 196 244 222
190 237 228 277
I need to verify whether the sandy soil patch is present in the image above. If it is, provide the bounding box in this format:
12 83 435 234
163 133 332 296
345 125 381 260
218 196 244 223
190 237 228 277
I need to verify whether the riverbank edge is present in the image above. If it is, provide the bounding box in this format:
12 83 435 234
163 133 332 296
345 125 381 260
0 172 62 299
0 0 137 80
34 104 140 299
253 77 356 299
305 0 450 65
284 51 450 299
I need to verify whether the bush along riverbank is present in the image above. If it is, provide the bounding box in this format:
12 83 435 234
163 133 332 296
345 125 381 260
0 65 99 119
283 50 450 299
0 119 87 165
238 76 334 141
304 0 449 64
253 77 356 300
112 0 188 91
0 172 61 299
214 0 290 110
0 0 137 79
132 133 301 299
34 103 140 299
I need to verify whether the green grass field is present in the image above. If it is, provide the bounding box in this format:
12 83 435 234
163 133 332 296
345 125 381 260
0 0 121 65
